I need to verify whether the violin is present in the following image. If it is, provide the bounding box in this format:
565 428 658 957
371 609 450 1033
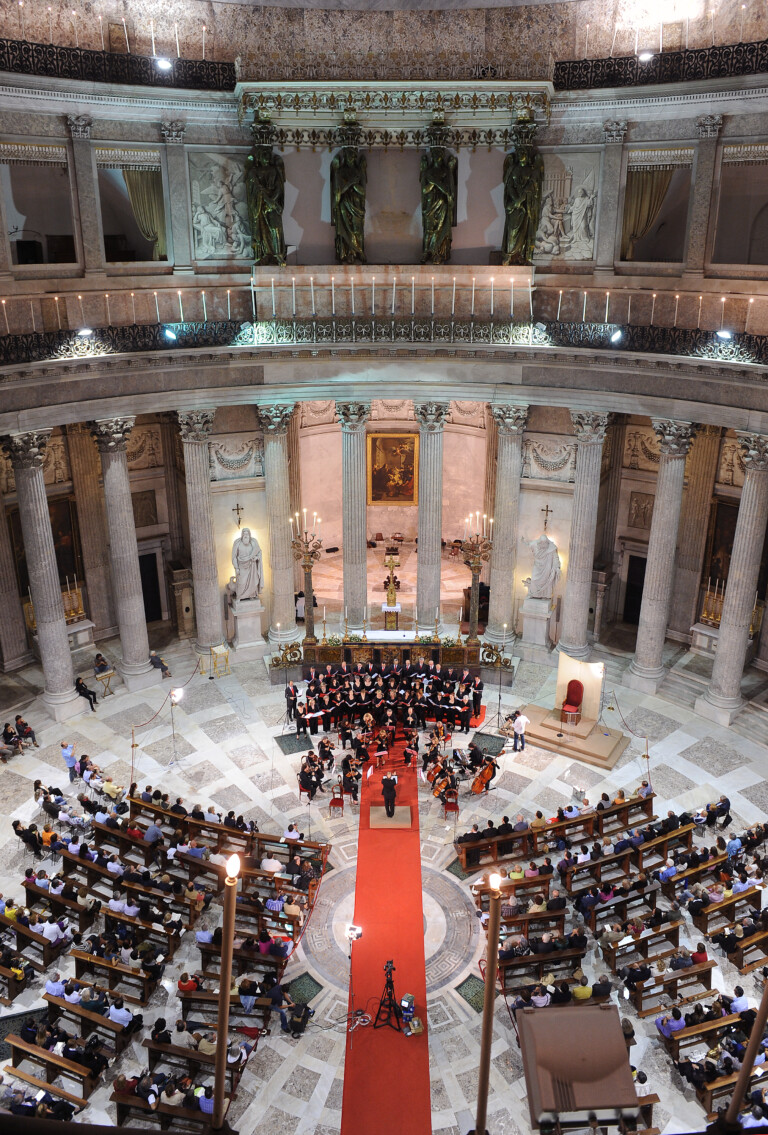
471 763 495 795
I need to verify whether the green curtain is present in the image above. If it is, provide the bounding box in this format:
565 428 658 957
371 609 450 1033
122 169 167 261
620 167 674 261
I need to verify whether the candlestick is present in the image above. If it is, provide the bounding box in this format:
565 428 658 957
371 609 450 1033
271 278 275 318
674 294 679 327
431 277 435 314
411 276 415 315
371 277 375 317
746 297 754 335
177 290 184 322
471 277 475 317
202 23 206 59
351 279 355 316
154 291 160 322
54 295 61 329
105 293 110 324
451 277 456 316
584 23 589 56
130 292 136 324
557 289 562 321
604 291 610 323
582 291 587 322
175 22 180 56
510 279 514 318
1 300 8 335
650 293 656 326
697 295 702 329
529 282 533 318
331 277 335 316
122 16 130 52
291 277 296 317
490 277 494 317
201 291 207 321
71 9 77 48
310 276 315 315
226 290 231 320
150 18 155 55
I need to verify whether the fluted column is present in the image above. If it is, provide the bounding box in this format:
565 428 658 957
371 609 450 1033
0 499 31 671
559 411 611 660
287 408 303 592
669 426 722 640
485 404 528 644
415 402 450 636
258 404 296 645
695 433 768 725
1 431 83 719
90 418 159 690
336 402 371 634
177 410 225 650
67 424 117 639
480 406 498 586
625 420 696 693
160 415 185 561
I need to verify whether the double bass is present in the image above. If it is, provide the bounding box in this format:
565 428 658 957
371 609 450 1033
470 762 495 795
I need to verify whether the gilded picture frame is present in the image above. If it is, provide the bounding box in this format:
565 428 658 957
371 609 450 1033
367 432 419 506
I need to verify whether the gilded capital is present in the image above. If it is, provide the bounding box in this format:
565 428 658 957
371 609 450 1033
257 404 294 435
177 409 216 443
336 402 371 432
414 401 450 431
491 404 528 435
736 432 768 472
1 430 52 469
651 418 696 457
90 416 136 453
571 411 611 444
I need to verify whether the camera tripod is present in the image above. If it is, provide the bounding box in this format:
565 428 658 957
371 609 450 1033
374 962 402 1032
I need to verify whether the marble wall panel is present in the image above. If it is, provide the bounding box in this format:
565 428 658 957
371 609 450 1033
534 151 600 263
188 151 251 261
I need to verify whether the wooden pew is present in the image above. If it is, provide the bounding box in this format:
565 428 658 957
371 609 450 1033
232 900 302 943
632 958 717 1017
104 907 181 957
632 824 695 872
593 792 657 836
471 875 552 911
23 880 97 934
454 814 596 873
0 912 68 970
127 796 255 855
696 1067 767 1116
44 992 133 1054
142 1038 242 1091
497 946 587 992
659 853 729 901
4 1033 98 1100
561 849 633 896
599 921 682 973
498 910 566 937
583 885 658 933
179 988 273 1023
122 880 202 928
197 938 287 979
661 1011 741 1062
732 927 768 973
111 1091 229 1130
59 848 128 897
91 820 158 866
0 962 26 1004
71 948 157 1006
691 887 762 935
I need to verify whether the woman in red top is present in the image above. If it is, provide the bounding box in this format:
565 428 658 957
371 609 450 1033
691 943 708 964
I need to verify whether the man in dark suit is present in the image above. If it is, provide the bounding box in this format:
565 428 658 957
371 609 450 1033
381 773 398 818
284 682 298 722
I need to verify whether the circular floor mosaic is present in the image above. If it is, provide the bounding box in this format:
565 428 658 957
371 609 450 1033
301 863 478 992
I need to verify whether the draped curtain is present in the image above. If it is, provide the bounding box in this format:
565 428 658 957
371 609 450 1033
122 169 167 261
620 167 674 261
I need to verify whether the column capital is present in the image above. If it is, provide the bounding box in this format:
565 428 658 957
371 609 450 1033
570 411 611 444
258 404 294 435
491 404 528 435
414 401 450 431
602 119 627 143
651 418 696 457
696 114 723 139
177 409 216 442
89 416 136 453
1 429 52 469
736 431 768 471
335 401 371 432
66 114 93 140
160 120 186 145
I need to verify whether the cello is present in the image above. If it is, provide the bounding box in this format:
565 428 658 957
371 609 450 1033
426 758 444 784
471 762 495 795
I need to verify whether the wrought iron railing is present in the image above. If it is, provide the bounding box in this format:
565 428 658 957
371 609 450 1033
554 38 768 90
0 37 235 90
0 317 764 370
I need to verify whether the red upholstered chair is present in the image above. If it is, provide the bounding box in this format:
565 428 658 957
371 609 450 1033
443 789 460 821
560 679 584 725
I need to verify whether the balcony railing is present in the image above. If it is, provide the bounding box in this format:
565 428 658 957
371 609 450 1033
554 38 768 91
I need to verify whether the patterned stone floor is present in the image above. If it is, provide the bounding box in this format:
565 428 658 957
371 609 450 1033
1 628 767 1133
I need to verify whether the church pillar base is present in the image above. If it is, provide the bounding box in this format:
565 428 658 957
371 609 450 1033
118 662 163 693
557 639 591 662
622 663 666 694
42 688 88 722
516 642 557 666
694 691 744 726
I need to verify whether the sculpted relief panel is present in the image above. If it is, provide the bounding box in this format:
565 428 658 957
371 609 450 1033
522 434 576 482
126 426 162 470
533 151 600 264
189 153 252 261
208 434 265 481
717 438 747 488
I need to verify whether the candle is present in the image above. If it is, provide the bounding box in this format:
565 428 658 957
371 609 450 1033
105 293 110 324
310 276 315 314
351 279 355 315
414 606 418 624
52 8 56 46
431 277 435 314
271 278 275 317
720 296 726 329
130 292 136 324
741 3 745 41
392 277 396 315
685 16 689 48
150 18 156 55
1 300 8 334
584 23 589 56
627 294 631 324
122 16 130 52
489 518 493 537
153 291 160 322
659 21 662 52
529 282 533 318
331 277 335 315
303 507 307 531
17 1 23 39
201 291 207 321
746 297 754 334
634 26 638 54
345 606 348 619
177 290 184 321
582 290 587 322
323 606 326 620
435 608 439 622
557 289 562 321
289 517 294 537
371 277 375 316
459 606 463 625
54 295 61 329
250 276 256 320
451 277 456 316
71 9 77 48
610 26 617 55
697 295 702 329
411 276 415 315
227 290 231 320
650 293 656 326
29 300 34 333
175 22 181 56
604 291 610 323
202 23 206 59
710 8 714 46
502 623 507 648
490 277 494 317
674 294 679 327
483 514 487 538
292 277 296 317
471 277 475 316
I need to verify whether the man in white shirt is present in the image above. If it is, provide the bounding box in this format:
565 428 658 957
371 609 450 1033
283 825 300 842
260 854 283 874
108 998 133 1027
512 712 530 752
45 972 66 997
107 856 125 876
124 899 140 917
40 916 68 946
63 983 82 1004
109 893 125 913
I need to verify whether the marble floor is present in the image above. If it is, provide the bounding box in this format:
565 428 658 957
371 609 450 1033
1 628 767 1133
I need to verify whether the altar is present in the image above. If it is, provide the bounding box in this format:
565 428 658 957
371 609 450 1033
302 636 481 670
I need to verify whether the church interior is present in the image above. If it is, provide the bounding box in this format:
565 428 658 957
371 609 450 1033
2 0 768 1131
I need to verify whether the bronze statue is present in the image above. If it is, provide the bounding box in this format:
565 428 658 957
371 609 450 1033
501 112 544 266
330 146 367 264
245 144 287 267
420 146 458 265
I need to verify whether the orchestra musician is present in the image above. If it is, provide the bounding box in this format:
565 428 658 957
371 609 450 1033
341 751 363 781
436 763 458 803
317 736 335 771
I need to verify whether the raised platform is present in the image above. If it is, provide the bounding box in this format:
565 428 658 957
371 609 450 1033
369 805 412 828
519 702 630 770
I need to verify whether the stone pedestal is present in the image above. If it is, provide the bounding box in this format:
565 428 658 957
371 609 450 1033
231 597 268 658
518 596 555 663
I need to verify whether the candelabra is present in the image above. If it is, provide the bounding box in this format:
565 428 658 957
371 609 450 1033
290 511 322 646
461 515 493 645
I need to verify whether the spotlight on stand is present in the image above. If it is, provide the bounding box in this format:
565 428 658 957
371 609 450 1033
76 327 93 337
170 687 184 705
346 924 363 942
155 56 172 70
716 329 733 340
638 50 654 61
610 329 623 342
164 327 177 340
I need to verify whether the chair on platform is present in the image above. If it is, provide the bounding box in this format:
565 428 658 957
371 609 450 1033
297 775 312 803
560 679 584 725
328 784 344 818
443 789 459 821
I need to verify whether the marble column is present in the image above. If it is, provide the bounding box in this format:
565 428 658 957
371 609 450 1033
599 416 626 568
67 424 117 639
480 406 498 586
685 116 722 276
594 121 627 271
0 498 31 671
558 411 611 660
177 410 225 651
160 415 185 561
695 433 768 725
415 402 450 636
485 404 528 645
1 431 84 720
89 418 159 690
287 408 304 593
258 404 297 645
336 402 371 634
668 426 722 640
625 420 696 693
161 121 194 275
65 115 105 277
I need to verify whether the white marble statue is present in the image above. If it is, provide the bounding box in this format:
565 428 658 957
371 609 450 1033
522 532 561 599
231 528 263 600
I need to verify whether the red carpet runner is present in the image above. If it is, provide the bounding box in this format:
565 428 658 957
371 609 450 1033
340 743 432 1135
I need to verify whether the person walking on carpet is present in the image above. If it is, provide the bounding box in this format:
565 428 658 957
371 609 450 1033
382 772 398 818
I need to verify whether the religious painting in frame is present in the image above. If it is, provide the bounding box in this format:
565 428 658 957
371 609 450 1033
367 433 419 506
8 495 82 596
